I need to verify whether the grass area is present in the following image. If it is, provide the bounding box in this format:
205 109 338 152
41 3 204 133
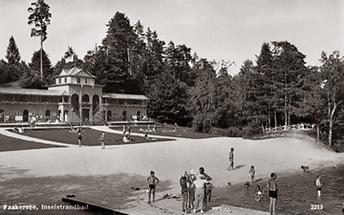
21 128 170 146
211 165 344 215
0 172 171 214
0 134 63 152
111 125 218 139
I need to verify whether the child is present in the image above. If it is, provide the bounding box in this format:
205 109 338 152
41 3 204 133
267 173 278 215
147 171 159 204
205 181 214 203
315 175 322 198
180 174 188 212
228 148 234 170
249 165 255 183
255 185 263 202
99 133 105 149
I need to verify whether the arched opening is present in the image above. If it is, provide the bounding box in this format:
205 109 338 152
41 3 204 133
71 94 79 113
45 110 51 121
58 110 61 121
122 110 127 121
92 95 100 115
23 110 29 122
0 109 4 122
107 110 112 121
137 111 141 121
63 96 69 103
64 110 69 122
102 110 106 122
82 94 89 103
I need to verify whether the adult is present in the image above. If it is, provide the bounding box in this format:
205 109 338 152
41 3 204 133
228 148 234 170
199 167 212 211
267 173 278 215
77 127 82 147
193 175 206 213
187 170 196 210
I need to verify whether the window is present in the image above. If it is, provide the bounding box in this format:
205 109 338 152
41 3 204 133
77 78 81 83
59 78 61 84
85 79 88 84
64 77 67 83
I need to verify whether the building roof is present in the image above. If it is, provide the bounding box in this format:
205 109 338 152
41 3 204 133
58 67 96 78
0 87 68 96
103 93 149 100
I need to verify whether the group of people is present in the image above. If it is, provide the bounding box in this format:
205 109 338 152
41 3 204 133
228 147 279 215
228 147 325 215
147 167 213 213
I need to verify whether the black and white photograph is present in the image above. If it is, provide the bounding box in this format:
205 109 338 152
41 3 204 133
0 0 343 214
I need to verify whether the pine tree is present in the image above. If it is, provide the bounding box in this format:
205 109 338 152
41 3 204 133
28 0 52 79
6 36 21 65
20 49 53 88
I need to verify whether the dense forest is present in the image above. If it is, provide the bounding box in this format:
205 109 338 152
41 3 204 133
1 8 344 151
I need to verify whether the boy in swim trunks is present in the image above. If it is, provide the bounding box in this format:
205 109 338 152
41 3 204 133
315 175 322 199
147 171 159 204
267 173 278 215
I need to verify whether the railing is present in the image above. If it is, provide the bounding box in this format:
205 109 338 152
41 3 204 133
264 123 315 133
0 101 59 105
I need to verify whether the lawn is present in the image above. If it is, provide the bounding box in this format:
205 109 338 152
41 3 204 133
0 134 63 152
211 165 344 215
111 125 218 139
21 128 170 146
0 173 171 215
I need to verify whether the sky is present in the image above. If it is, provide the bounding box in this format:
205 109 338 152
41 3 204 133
0 0 343 74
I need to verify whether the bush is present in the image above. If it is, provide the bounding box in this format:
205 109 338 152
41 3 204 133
209 127 243 137
242 125 262 138
333 141 344 152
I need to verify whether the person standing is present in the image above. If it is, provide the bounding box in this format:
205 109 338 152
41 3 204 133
193 175 206 213
99 133 105 149
228 148 234 170
77 127 82 147
180 174 188 212
199 167 212 210
249 165 256 183
267 173 278 215
147 171 159 204
315 175 322 199
186 170 196 211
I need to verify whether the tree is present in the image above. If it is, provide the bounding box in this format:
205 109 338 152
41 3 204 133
299 66 325 140
271 41 308 129
28 0 52 79
320 51 344 146
54 46 83 78
188 59 217 132
147 71 190 125
20 49 53 88
6 36 21 64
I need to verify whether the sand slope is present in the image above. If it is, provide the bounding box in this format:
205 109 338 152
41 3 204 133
0 134 342 194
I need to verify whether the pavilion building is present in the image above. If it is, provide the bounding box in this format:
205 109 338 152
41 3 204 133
0 67 149 124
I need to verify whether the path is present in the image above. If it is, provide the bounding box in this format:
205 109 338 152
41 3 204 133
0 128 74 147
91 125 188 140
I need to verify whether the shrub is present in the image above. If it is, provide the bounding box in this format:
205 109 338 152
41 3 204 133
209 127 243 137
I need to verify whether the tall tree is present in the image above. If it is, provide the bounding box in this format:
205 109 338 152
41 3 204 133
299 66 325 140
271 41 308 129
188 58 217 132
320 51 344 146
28 0 52 80
6 36 21 64
20 49 53 88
